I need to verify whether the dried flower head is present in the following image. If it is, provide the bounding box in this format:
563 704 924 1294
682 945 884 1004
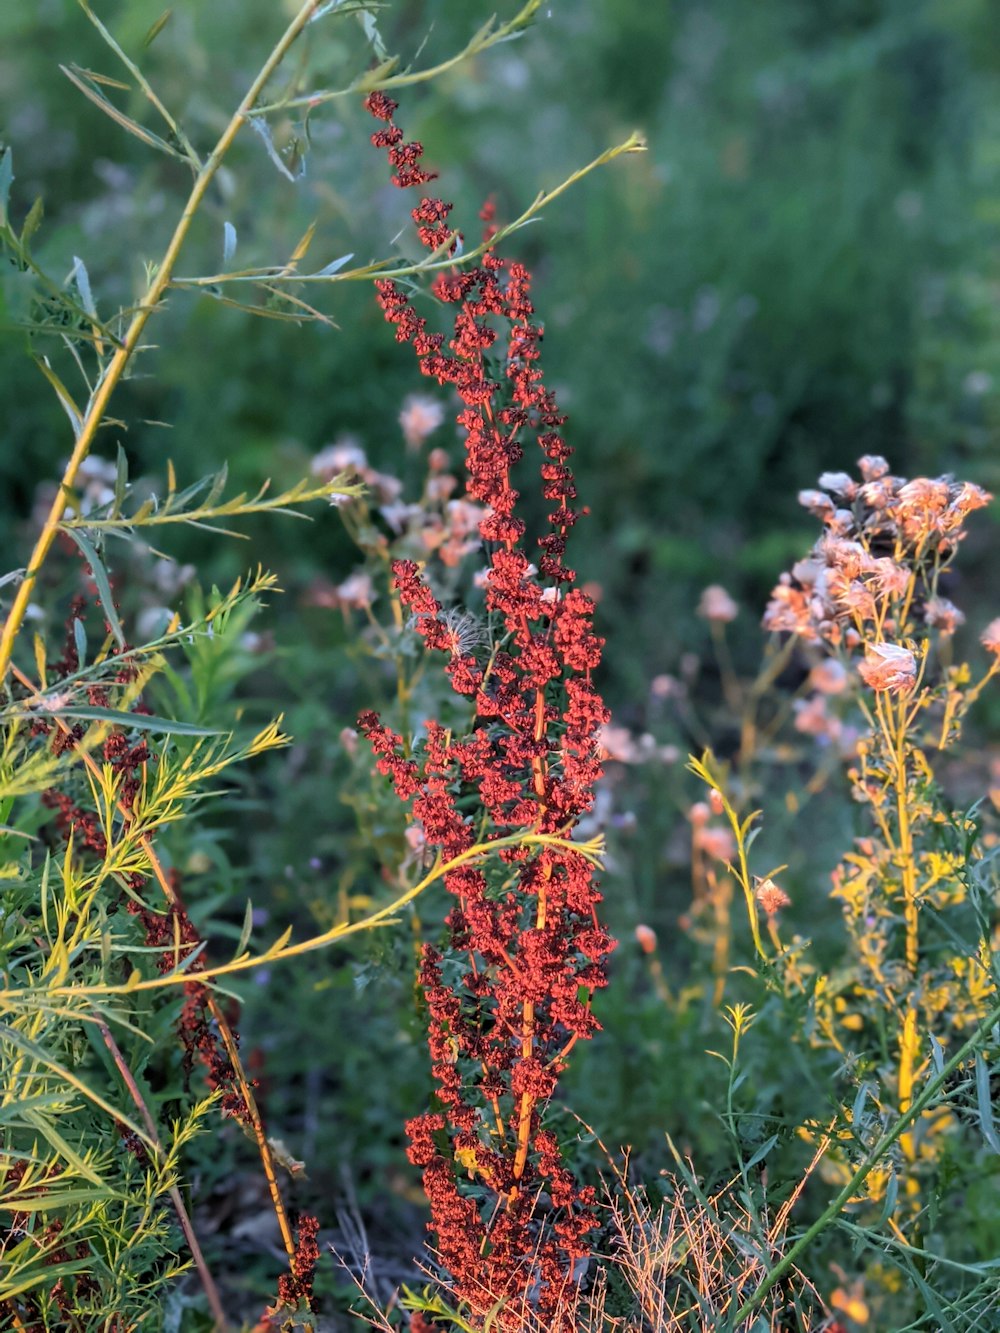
696 825 736 863
857 642 917 693
754 877 791 917
763 457 992 653
808 659 848 694
400 393 445 450
698 584 738 622
981 618 1000 656
634 924 657 954
923 596 964 636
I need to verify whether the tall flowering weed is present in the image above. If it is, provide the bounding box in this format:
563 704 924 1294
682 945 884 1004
357 92 614 1328
762 455 999 1215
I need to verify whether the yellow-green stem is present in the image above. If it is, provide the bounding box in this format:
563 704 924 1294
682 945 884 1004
892 692 919 973
0 0 322 682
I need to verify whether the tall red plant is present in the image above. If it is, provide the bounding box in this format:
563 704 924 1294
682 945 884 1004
358 93 614 1327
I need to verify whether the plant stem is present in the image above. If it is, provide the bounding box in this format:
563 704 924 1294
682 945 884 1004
98 1022 229 1330
732 995 1000 1326
0 0 322 682
891 693 920 973
10 663 298 1271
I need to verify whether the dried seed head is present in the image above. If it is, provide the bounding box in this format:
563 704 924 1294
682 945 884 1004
697 584 738 622
856 642 917 693
754 877 791 917
981 617 1000 656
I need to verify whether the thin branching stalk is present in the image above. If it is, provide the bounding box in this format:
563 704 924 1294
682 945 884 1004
30 831 603 998
0 0 324 680
9 662 298 1271
98 1022 228 1330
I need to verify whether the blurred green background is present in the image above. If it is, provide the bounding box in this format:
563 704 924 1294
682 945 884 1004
3 0 1000 1315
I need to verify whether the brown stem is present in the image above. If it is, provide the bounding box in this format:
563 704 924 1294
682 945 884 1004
98 1022 228 1330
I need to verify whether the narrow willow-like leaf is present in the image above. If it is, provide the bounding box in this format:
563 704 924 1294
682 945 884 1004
21 1110 106 1187
247 115 302 182
0 146 13 228
59 527 126 648
61 64 187 161
39 705 223 737
975 1052 1000 1153
237 898 254 958
35 357 83 437
72 617 88 669
113 443 128 517
313 252 354 276
143 8 173 46
72 256 97 321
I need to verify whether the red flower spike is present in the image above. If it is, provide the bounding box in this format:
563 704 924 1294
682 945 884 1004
361 93 615 1330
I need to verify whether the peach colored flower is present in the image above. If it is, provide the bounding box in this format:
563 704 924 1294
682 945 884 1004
634 924 657 954
857 454 890 481
808 659 848 694
857 642 916 693
793 694 839 739
311 437 366 479
400 393 445 450
335 571 375 608
870 557 910 598
696 826 736 862
924 596 964 635
981 618 1000 655
763 581 817 640
426 474 458 502
650 673 679 698
798 489 835 518
817 471 857 498
599 724 639 763
697 584 738 622
754 877 791 917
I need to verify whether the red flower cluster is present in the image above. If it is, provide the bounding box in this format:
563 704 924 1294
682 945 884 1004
275 1212 321 1309
359 94 613 1327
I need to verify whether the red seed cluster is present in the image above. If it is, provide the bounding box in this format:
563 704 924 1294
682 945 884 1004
276 1213 322 1308
359 95 614 1327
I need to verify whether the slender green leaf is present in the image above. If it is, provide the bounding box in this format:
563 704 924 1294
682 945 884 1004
59 527 126 647
72 617 88 668
22 1110 105 1187
21 196 43 246
72 255 97 321
743 1133 779 1172
1 1261 93 1302
143 8 173 46
41 705 223 736
0 146 13 228
975 1052 1000 1153
314 252 354 276
113 443 128 517
35 357 83 437
237 897 254 958
61 64 187 161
